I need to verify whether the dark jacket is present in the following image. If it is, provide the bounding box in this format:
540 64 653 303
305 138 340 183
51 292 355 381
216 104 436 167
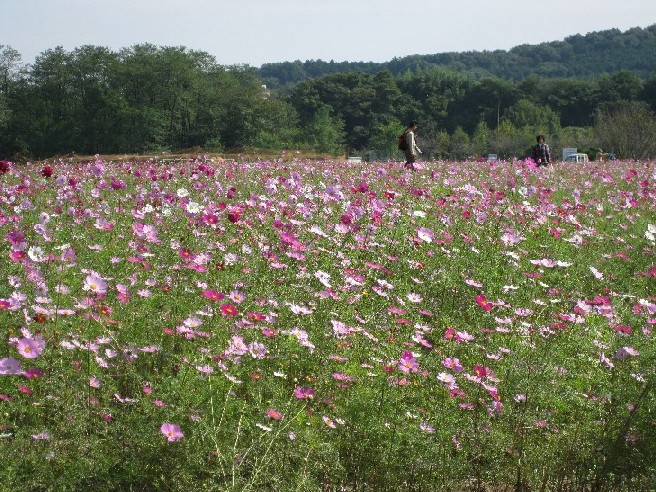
532 143 551 165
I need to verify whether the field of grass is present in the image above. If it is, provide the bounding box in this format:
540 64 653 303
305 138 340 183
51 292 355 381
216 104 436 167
0 156 654 491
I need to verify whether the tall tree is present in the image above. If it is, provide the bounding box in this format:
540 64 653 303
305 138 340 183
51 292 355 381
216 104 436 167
449 78 518 134
594 101 656 159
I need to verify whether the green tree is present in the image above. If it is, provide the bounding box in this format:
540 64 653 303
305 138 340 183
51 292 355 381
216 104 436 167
0 45 22 133
304 106 345 154
495 120 525 159
596 70 644 103
367 118 404 160
640 73 656 113
504 98 561 136
450 127 471 160
449 77 518 134
594 101 656 159
471 121 492 157
250 97 300 150
397 67 469 134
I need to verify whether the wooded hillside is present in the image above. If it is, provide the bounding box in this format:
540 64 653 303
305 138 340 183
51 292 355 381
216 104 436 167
259 25 656 88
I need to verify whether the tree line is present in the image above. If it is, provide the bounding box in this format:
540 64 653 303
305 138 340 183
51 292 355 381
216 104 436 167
259 25 656 89
1 40 656 161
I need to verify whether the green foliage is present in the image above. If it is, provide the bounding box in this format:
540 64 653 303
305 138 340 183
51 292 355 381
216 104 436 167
303 106 346 154
259 25 656 88
2 26 656 159
594 101 656 159
367 118 404 160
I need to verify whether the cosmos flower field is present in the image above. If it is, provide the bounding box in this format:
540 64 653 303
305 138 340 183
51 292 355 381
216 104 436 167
0 156 654 491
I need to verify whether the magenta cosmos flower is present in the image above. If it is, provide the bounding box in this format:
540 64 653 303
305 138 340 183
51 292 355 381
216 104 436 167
160 422 184 442
202 289 225 302
294 386 315 400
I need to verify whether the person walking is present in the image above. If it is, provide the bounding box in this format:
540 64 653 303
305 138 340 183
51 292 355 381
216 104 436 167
402 121 422 170
531 135 551 166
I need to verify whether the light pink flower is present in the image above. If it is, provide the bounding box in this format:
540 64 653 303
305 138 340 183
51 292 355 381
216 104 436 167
17 338 44 359
0 357 22 375
83 274 108 295
161 422 184 442
417 227 435 243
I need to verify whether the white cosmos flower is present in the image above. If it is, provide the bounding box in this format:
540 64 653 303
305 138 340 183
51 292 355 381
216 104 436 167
407 293 423 303
186 201 201 214
646 224 655 243
176 188 189 198
28 246 46 263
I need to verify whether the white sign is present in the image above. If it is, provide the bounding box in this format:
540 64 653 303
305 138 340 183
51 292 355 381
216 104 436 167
562 148 577 160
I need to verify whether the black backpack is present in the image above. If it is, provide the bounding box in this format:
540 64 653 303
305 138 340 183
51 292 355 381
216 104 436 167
397 131 408 151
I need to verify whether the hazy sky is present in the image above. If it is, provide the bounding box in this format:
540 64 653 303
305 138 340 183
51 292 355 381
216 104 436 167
2 0 655 66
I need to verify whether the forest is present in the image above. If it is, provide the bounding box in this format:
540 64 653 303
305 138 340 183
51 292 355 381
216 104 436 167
1 25 656 161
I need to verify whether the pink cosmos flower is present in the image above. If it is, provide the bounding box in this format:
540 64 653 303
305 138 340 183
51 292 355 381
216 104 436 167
332 372 354 382
229 290 246 304
110 178 126 190
265 408 284 420
615 346 639 360
83 274 108 295
407 292 423 303
398 351 419 374
437 372 457 390
220 303 239 316
160 422 184 442
455 330 475 343
17 338 44 359
412 331 433 348
248 342 268 359
227 210 241 223
294 386 315 400
0 357 22 375
475 295 492 312
23 368 44 379
417 227 435 243
261 328 279 338
442 358 464 372
612 325 632 335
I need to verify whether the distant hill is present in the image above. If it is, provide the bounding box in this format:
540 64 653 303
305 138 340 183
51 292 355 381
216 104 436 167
259 25 656 89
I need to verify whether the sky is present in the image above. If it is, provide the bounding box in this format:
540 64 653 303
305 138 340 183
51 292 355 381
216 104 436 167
1 0 655 67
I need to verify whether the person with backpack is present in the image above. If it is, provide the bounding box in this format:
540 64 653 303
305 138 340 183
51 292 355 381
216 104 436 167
398 121 422 170
531 134 551 166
